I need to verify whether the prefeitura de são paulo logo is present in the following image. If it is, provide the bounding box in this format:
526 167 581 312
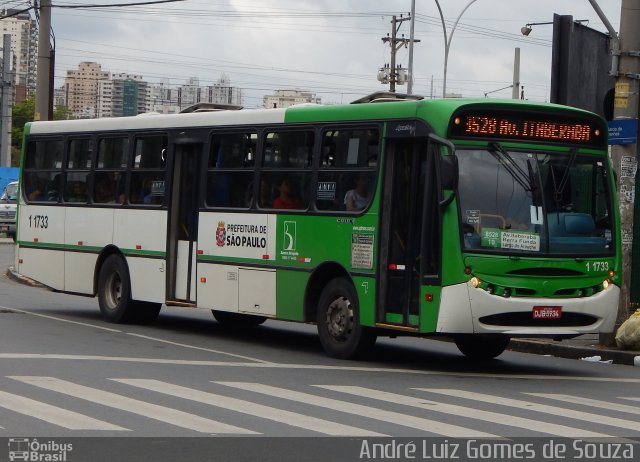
216 221 226 247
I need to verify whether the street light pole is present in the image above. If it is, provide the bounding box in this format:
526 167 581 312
435 0 478 98
35 0 52 121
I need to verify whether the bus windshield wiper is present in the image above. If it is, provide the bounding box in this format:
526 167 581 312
550 148 577 205
488 142 534 193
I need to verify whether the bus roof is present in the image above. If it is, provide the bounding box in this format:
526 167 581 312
28 97 603 136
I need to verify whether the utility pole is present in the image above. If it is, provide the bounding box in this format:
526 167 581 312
1 34 12 167
609 0 640 345
407 0 416 94
380 15 418 92
511 48 520 100
35 0 52 121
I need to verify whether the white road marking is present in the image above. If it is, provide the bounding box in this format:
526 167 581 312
215 381 496 438
418 389 640 433
0 389 126 430
9 376 256 435
319 385 611 438
526 393 640 416
0 305 121 332
0 353 639 383
114 378 384 436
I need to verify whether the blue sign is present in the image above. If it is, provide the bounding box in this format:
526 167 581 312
607 119 638 145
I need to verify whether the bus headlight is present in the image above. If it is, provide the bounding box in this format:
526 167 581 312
602 279 611 290
471 277 481 288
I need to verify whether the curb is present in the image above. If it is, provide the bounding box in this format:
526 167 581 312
508 338 640 366
5 266 47 288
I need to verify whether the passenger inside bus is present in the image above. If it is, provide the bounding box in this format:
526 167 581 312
94 173 115 204
273 177 302 209
67 181 87 202
344 173 372 211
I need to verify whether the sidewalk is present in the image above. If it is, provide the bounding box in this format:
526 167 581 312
2 236 639 365
509 335 639 366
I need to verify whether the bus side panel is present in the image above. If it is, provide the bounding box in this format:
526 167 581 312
239 268 276 316
275 270 307 321
16 204 66 290
17 247 64 290
127 257 165 303
113 209 168 253
64 207 114 294
196 263 239 312
113 208 167 303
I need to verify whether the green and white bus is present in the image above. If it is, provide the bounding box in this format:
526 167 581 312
15 94 620 359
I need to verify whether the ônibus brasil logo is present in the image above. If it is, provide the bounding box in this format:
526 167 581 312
8 438 73 461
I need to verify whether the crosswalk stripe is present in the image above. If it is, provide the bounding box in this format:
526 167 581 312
319 386 610 438
418 389 640 433
9 376 256 435
215 381 497 438
0 389 126 431
113 379 384 436
526 393 640 416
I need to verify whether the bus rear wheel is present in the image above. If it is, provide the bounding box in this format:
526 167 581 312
454 334 510 360
317 278 376 359
97 255 160 324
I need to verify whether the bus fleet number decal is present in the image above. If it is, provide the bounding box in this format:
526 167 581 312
586 261 609 272
28 214 49 229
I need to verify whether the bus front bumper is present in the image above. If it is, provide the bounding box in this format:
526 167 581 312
436 281 619 336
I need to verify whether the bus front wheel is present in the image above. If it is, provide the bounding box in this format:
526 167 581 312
454 334 510 360
97 255 160 324
317 278 376 359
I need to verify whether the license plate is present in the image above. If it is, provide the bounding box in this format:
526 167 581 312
0 225 8 231
532 306 562 319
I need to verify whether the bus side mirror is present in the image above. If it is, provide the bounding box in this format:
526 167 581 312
428 133 458 209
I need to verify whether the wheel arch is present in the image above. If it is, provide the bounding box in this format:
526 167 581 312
303 261 353 323
93 245 127 296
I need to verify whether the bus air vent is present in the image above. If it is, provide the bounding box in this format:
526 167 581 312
180 102 243 113
350 92 424 104
479 312 597 327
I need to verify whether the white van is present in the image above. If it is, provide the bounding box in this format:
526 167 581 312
0 180 18 236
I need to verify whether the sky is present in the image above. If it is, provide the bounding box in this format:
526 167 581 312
3 0 624 108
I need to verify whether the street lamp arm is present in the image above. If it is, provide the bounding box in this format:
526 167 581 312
436 0 478 98
586 0 620 76
447 0 478 49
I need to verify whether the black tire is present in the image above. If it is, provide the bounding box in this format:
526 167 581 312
212 310 267 327
98 255 160 324
317 278 376 359
454 334 510 360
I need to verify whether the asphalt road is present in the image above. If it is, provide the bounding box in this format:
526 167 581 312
1 243 639 461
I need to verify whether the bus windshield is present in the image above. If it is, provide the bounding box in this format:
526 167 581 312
458 147 613 256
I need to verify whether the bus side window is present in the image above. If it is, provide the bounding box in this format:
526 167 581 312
206 132 256 209
259 130 314 211
129 135 167 206
316 127 379 212
23 139 64 203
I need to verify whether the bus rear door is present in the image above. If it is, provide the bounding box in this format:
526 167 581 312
166 139 204 304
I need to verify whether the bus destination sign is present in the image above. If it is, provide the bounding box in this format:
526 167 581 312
448 108 606 148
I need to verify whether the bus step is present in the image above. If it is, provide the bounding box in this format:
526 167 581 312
165 300 197 307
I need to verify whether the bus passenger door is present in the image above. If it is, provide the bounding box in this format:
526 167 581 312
167 141 203 304
379 139 439 328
